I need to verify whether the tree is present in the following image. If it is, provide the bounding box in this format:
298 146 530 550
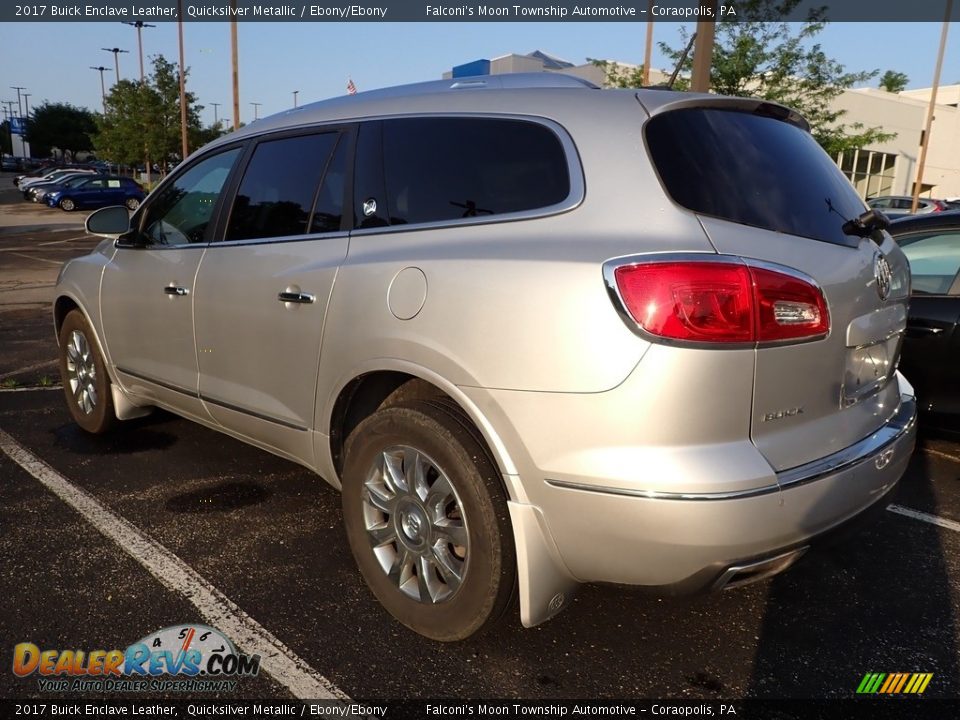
94 54 204 173
644 0 893 157
879 70 909 93
25 102 97 160
589 59 647 88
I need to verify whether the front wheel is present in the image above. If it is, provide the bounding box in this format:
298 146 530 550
342 400 516 641
59 197 76 212
58 310 115 434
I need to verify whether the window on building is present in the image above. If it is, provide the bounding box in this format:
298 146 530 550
836 149 897 199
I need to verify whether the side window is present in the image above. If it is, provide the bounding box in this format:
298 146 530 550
898 231 960 295
310 135 348 234
141 147 242 246
84 179 107 190
354 117 570 228
226 132 340 241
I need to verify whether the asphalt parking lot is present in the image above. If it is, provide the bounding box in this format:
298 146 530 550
2 171 960 706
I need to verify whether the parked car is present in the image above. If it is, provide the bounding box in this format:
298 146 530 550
45 175 144 212
889 212 960 433
867 195 947 218
24 172 104 202
19 167 97 191
14 163 92 187
56 74 916 641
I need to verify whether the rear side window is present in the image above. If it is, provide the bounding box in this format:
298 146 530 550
646 108 866 247
898 231 960 295
226 132 342 241
354 117 569 229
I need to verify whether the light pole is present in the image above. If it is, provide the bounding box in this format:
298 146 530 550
211 102 221 127
292 90 299 108
21 93 31 158
102 48 129 84
177 0 189 160
123 21 156 82
231 7 240 130
251 102 261 120
90 66 112 113
10 86 25 123
912 0 953 213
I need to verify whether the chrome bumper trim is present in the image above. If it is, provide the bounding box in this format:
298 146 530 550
545 394 916 501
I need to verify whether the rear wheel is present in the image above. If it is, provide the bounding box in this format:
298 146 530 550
342 400 516 641
58 310 115 434
59 197 76 212
125 197 141 211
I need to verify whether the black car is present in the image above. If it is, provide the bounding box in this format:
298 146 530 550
890 212 960 432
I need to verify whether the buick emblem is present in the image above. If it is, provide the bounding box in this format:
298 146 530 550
874 253 893 301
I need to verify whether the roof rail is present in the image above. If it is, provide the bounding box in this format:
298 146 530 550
336 72 599 103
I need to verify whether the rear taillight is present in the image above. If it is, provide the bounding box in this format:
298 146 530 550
611 260 829 344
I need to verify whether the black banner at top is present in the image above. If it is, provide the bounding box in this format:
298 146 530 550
4 0 960 23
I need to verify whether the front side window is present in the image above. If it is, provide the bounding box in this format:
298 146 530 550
226 132 343 241
354 117 570 229
141 147 242 246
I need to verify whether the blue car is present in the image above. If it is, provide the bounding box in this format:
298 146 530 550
46 175 144 212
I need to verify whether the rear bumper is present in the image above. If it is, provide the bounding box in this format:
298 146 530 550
539 392 916 588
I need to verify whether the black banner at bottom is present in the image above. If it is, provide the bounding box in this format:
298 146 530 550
1 699 957 720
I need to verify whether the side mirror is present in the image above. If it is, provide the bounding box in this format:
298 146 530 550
85 205 131 239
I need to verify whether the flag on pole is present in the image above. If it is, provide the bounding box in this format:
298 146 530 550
347 78 357 95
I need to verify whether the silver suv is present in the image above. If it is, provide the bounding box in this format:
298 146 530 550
56 74 917 641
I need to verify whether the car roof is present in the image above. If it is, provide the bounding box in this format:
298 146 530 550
197 72 808 156
889 210 960 234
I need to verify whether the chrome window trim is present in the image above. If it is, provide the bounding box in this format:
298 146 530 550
546 393 916 502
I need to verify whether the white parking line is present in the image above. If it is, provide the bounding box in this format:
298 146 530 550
0 359 58 381
887 504 960 533
0 386 61 392
37 235 91 246
0 428 350 702
6 251 63 266
922 447 960 465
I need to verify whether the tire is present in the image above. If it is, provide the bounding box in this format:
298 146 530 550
342 400 516 641
58 310 115 434
59 197 76 212
125 197 141 211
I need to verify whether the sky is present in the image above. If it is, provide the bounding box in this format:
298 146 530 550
2 20 959 127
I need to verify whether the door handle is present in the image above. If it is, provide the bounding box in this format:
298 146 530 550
278 291 315 304
164 286 189 296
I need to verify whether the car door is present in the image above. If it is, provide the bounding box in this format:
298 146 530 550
72 177 108 208
896 227 960 418
193 128 351 465
100 146 244 420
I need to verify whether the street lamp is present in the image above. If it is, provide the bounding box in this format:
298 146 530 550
123 21 156 82
211 102 221 126
90 66 112 113
292 90 299 108
102 48 130 84
251 102 261 120
177 0 189 159
10 86 25 123
21 93 31 158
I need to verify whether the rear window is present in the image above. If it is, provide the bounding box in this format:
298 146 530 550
646 108 866 247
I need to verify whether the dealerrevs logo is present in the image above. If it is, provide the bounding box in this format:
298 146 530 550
13 624 260 693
